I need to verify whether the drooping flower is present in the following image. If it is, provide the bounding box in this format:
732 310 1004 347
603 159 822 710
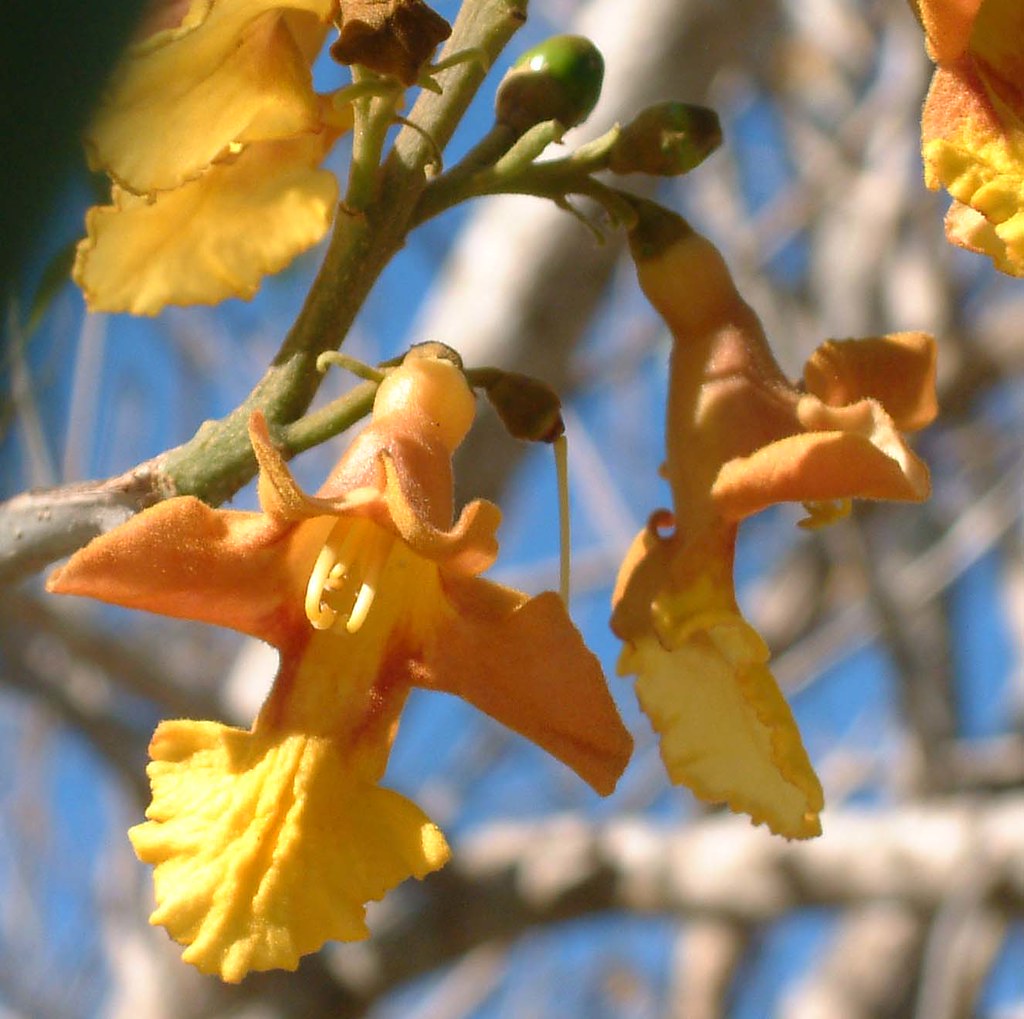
915 0 1024 275
612 204 937 839
76 0 351 315
48 349 632 981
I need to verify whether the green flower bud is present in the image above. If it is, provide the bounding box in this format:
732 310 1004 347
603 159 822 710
495 35 604 134
609 102 722 176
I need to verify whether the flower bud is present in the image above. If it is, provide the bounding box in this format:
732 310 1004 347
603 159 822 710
472 368 565 443
495 35 604 134
609 102 722 176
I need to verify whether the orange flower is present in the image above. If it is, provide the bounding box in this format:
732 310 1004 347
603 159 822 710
915 0 1024 275
612 205 937 839
48 350 632 981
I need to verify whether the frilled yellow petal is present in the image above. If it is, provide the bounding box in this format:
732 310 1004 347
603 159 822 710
89 0 333 192
74 133 339 315
129 721 450 982
803 332 938 432
46 497 326 648
922 63 1024 276
422 580 633 795
620 619 822 840
943 197 1024 272
712 396 931 522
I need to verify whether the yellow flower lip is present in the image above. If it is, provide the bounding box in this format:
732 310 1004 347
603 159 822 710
916 0 1024 275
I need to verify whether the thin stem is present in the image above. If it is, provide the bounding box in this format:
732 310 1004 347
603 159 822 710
281 381 378 456
347 68 399 211
412 122 623 226
316 351 386 383
554 433 571 606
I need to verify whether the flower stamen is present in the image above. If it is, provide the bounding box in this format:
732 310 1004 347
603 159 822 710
305 519 395 634
306 542 341 630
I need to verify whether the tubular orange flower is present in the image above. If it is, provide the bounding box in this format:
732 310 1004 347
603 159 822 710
915 0 1024 275
48 350 632 981
612 205 937 840
75 0 352 314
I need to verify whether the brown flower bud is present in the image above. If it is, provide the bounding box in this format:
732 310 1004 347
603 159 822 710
331 0 452 86
471 368 565 443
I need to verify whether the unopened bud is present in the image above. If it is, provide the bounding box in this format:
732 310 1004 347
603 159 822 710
471 368 565 443
609 102 721 176
495 35 604 135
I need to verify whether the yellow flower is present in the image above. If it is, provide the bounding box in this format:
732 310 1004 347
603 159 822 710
48 351 632 981
75 0 353 314
915 0 1024 275
612 205 937 840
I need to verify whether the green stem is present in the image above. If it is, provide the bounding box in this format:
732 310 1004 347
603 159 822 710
413 121 622 226
347 68 399 211
281 381 378 455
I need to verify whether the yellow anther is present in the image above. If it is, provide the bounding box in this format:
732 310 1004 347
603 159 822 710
305 518 395 634
305 542 340 629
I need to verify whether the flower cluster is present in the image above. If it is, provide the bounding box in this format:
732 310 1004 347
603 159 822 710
915 0 1024 275
612 204 937 839
50 1 948 984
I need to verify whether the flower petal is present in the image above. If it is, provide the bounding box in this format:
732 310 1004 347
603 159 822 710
620 622 823 840
249 412 502 576
922 63 1024 276
378 453 501 574
914 0 983 64
250 411 382 522
968 0 1024 85
945 195 1024 274
712 397 931 521
422 580 633 795
74 133 339 315
46 497 322 648
89 0 333 192
802 332 938 432
130 721 449 982
609 515 677 644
